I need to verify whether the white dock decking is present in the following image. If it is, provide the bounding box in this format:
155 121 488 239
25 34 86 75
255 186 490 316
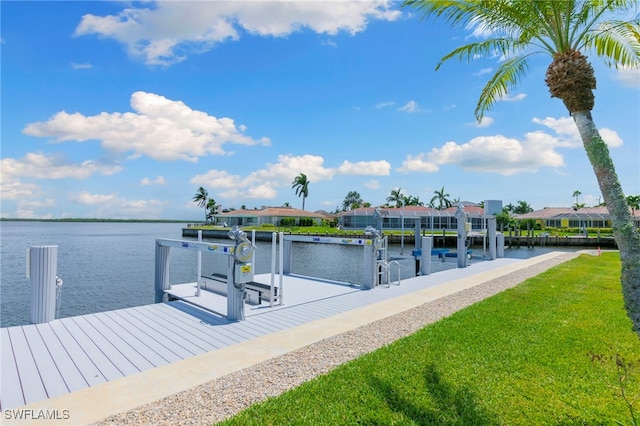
1 254 559 418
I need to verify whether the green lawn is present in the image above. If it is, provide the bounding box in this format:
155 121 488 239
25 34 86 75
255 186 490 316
217 253 640 425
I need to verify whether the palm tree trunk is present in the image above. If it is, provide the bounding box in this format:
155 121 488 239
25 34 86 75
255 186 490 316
573 111 640 334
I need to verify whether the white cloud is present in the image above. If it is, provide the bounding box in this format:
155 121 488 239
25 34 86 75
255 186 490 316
498 93 527 102
397 153 440 173
190 154 391 201
376 101 395 109
399 100 421 113
399 115 625 176
0 152 122 180
473 67 492 76
471 116 494 128
399 133 565 175
71 192 117 205
140 176 166 185
74 1 400 66
364 179 380 190
336 160 390 175
532 116 623 148
599 128 623 148
23 91 270 162
613 67 640 88
70 191 168 218
0 179 39 200
71 62 93 70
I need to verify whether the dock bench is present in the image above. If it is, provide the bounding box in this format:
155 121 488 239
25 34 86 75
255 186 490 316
201 273 278 304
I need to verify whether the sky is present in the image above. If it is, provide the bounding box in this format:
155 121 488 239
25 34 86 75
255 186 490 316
1 1 639 220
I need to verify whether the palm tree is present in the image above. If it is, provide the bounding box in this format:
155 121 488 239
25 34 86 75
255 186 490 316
192 186 208 223
405 195 425 206
514 200 534 215
291 173 310 210
386 188 404 207
430 186 452 210
573 190 582 207
206 198 217 223
404 0 640 333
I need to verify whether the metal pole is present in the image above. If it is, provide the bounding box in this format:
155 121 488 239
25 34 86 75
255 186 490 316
279 232 284 305
421 237 432 276
401 202 405 255
196 230 202 297
488 217 497 260
270 232 276 307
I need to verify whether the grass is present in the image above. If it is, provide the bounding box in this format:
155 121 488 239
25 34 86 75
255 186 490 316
217 253 640 425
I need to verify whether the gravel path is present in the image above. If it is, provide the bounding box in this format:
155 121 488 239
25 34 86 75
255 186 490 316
95 252 579 426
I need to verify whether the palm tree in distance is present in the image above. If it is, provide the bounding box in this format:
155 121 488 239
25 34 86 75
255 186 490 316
573 190 582 207
192 186 208 223
206 198 217 223
386 188 404 207
291 173 310 211
430 186 452 210
514 200 534 215
403 0 640 334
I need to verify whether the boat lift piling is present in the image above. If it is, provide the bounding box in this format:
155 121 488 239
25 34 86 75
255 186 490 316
27 245 59 324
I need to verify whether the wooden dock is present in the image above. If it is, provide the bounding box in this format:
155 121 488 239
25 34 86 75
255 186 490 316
1 256 541 412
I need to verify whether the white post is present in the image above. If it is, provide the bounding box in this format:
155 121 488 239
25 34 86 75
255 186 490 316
455 205 468 268
278 232 284 305
362 244 376 289
196 230 202 296
400 203 405 255
251 229 256 265
488 217 497 260
270 232 276 307
282 237 293 274
28 245 58 324
421 237 432 276
497 234 505 258
155 243 171 302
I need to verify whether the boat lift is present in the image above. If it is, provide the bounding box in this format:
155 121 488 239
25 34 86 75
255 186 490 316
155 226 255 321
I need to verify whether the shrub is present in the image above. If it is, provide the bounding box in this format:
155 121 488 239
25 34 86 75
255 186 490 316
280 217 296 226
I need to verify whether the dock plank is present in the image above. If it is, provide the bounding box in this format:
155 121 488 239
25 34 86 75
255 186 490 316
132 305 217 353
33 323 89 393
56 318 127 381
150 303 252 345
7 327 48 405
164 302 246 347
21 326 70 399
156 303 260 342
110 308 196 360
1 328 25 410
102 310 182 364
84 313 159 371
47 321 109 387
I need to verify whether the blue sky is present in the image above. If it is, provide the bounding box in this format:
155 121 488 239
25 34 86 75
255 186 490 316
1 1 638 220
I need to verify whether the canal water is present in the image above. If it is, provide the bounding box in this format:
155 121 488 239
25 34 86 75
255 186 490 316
0 221 578 327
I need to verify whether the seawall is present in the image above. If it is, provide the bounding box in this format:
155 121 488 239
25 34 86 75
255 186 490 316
182 228 617 248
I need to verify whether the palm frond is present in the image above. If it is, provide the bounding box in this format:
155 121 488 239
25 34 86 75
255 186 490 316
436 38 520 70
584 19 640 68
475 55 532 120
